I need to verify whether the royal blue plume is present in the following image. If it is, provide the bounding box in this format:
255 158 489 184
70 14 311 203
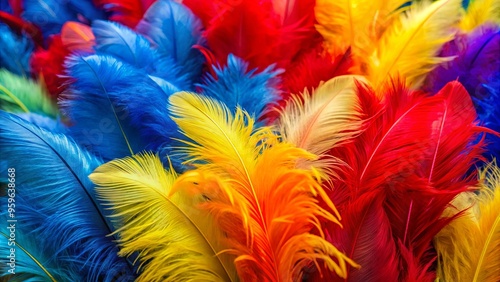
0 111 135 281
15 112 67 134
424 24 500 96
0 23 33 76
198 54 283 121
136 0 205 88
22 0 106 39
92 20 190 89
60 54 145 161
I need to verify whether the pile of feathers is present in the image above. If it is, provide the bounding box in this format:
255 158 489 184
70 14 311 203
0 0 499 281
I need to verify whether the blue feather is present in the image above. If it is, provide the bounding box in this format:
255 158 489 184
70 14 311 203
15 112 67 134
0 112 135 281
136 0 205 88
0 1 13 13
92 20 190 89
22 0 106 39
198 54 283 121
473 71 500 160
0 23 33 76
60 54 146 161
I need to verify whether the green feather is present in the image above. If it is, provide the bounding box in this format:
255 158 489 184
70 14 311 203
0 70 58 118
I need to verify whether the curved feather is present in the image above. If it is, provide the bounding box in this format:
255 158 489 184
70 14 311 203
61 21 95 52
198 54 283 121
136 0 205 86
0 22 33 76
459 0 500 31
278 75 365 173
60 54 145 160
90 153 237 282
0 112 135 281
435 162 500 282
367 0 461 91
0 69 58 118
168 92 356 281
94 0 155 28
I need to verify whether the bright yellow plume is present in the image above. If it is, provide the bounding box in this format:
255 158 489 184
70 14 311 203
168 92 357 281
367 0 461 92
89 153 237 282
434 163 500 282
278 75 365 176
459 0 500 32
315 0 409 65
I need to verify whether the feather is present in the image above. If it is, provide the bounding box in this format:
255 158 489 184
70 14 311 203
14 112 67 133
280 42 355 99
168 92 356 280
92 20 190 89
0 22 33 76
459 0 500 31
315 0 408 64
61 21 95 52
136 0 205 87
434 163 500 282
0 11 43 46
30 34 71 97
198 54 283 122
424 24 500 96
367 0 461 92
94 0 156 28
22 0 106 39
0 112 135 281
0 69 58 118
475 71 500 160
278 75 365 174
89 153 237 282
60 54 145 160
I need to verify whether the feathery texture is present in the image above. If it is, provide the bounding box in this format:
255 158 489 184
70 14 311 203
90 153 237 282
434 163 500 282
92 20 189 89
0 11 43 46
22 0 106 39
94 0 156 28
15 112 67 134
278 75 364 173
367 0 461 91
61 21 95 52
168 92 356 281
459 0 500 31
136 0 205 87
198 54 283 121
0 112 135 281
0 22 33 76
30 34 71 97
315 0 408 63
0 69 58 117
60 54 144 160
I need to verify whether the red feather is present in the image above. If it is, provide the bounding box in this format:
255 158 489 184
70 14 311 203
94 0 156 28
8 0 23 16
61 22 95 52
0 11 43 46
30 35 71 98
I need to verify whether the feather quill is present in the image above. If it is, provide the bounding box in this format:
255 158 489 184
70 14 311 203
0 69 58 117
0 22 33 76
90 153 237 282
367 0 461 91
278 75 365 174
168 92 356 281
434 163 500 282
60 54 145 160
198 54 283 122
0 112 135 281
136 0 205 87
459 0 500 31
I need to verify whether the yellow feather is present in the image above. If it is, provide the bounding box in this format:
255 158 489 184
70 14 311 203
434 163 500 282
278 75 365 175
169 92 358 281
89 153 237 282
367 0 461 92
315 0 408 65
459 0 500 32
